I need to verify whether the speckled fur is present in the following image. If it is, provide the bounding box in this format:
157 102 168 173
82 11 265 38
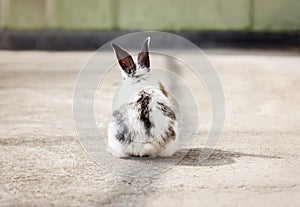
107 38 179 157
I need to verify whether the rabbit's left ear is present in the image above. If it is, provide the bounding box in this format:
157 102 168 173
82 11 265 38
112 43 136 75
138 37 150 68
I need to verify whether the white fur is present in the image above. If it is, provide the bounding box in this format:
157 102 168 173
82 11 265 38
107 81 179 157
107 38 178 157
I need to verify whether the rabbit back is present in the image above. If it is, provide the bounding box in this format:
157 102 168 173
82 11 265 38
107 86 178 157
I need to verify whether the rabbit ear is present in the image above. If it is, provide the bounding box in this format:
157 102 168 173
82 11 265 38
138 37 150 68
112 43 136 75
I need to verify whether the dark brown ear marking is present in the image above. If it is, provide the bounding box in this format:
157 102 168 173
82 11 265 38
112 43 136 75
138 37 150 68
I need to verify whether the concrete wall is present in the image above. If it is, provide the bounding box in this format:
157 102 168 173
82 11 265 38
0 0 299 31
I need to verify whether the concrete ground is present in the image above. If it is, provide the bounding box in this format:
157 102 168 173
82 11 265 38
0 49 299 207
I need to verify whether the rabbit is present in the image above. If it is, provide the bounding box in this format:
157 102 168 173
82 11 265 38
107 37 179 157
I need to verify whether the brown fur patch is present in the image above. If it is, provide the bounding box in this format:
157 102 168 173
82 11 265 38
135 91 154 136
158 82 168 97
157 102 176 120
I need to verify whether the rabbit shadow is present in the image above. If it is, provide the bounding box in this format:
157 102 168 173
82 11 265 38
123 147 282 167
176 148 282 166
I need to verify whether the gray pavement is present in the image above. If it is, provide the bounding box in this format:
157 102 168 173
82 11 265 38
0 49 299 206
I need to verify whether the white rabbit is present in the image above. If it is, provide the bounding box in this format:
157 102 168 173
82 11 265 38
107 37 179 157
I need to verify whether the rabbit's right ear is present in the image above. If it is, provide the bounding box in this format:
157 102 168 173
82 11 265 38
138 37 150 68
111 43 136 75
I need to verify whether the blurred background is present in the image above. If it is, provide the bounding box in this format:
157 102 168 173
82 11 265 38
0 0 299 50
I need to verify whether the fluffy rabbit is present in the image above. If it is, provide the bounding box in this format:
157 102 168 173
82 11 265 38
107 37 178 157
